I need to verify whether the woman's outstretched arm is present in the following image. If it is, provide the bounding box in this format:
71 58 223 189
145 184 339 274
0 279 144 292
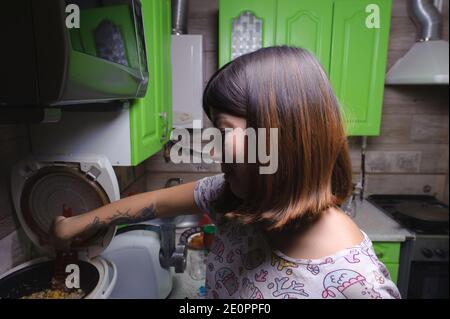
53 181 200 242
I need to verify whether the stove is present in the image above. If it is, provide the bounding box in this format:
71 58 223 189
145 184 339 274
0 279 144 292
367 195 449 236
367 195 449 299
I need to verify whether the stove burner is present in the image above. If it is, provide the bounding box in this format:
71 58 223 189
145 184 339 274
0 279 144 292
367 195 449 235
395 202 449 223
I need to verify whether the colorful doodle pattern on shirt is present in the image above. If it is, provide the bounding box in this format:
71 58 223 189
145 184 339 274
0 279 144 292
195 175 401 299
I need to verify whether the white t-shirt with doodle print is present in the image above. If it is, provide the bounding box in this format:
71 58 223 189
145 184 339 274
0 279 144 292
194 174 401 299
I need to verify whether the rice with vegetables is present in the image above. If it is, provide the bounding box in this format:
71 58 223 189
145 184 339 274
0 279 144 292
21 289 85 299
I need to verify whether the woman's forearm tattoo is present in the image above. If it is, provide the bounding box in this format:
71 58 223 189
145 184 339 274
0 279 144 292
80 204 157 236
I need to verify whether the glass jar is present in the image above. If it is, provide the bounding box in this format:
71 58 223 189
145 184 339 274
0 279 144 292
188 248 207 281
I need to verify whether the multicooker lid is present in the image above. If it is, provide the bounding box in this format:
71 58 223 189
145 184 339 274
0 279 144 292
11 155 120 258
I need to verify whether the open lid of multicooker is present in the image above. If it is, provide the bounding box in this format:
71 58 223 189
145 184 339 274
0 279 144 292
11 155 120 259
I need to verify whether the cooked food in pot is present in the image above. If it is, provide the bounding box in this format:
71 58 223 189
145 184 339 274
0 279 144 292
21 288 85 299
19 252 87 299
0 260 99 299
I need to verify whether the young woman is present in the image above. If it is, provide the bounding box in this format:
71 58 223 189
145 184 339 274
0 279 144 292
53 46 401 299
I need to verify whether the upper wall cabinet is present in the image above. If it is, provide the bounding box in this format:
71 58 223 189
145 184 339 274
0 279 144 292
330 0 392 136
275 0 334 74
219 0 276 68
29 0 172 167
130 0 172 165
219 0 393 136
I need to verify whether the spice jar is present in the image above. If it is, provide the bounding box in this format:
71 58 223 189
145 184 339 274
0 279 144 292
202 225 216 250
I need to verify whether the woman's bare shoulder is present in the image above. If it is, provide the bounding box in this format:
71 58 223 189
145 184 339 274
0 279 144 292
285 208 364 260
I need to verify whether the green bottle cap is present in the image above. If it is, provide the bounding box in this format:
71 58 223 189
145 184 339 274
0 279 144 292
203 224 216 234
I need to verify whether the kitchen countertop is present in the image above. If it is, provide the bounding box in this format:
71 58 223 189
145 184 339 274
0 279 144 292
353 199 414 242
168 199 414 298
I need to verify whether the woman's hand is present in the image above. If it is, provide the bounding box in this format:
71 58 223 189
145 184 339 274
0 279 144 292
50 216 73 250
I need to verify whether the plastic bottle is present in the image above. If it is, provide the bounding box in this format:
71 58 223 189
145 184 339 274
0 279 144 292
202 224 216 250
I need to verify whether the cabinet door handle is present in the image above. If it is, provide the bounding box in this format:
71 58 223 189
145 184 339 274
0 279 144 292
160 112 169 142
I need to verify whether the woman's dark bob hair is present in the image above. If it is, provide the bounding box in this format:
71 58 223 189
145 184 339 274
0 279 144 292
203 46 353 233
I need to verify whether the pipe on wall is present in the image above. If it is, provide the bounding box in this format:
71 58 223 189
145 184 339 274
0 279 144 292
172 0 189 35
409 0 443 41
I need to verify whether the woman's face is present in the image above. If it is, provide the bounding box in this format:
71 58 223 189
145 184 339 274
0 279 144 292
211 110 249 199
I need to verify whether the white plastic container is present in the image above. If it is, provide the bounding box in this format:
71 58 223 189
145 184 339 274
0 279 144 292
101 226 173 299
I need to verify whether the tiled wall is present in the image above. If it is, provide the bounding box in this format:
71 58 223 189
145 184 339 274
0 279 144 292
146 0 449 205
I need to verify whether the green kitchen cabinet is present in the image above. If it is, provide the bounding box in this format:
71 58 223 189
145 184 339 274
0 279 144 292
130 0 172 165
29 0 172 167
219 0 277 68
373 242 401 284
219 0 392 136
275 0 334 74
384 263 399 284
330 0 392 136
